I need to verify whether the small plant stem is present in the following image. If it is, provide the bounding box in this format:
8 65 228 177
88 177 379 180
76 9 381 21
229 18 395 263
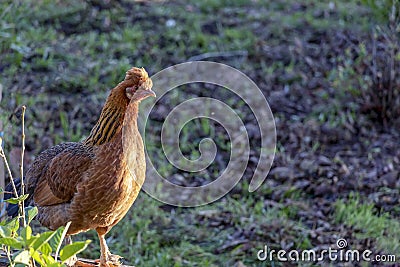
5 245 14 267
20 106 26 228
0 143 17 197
55 221 71 262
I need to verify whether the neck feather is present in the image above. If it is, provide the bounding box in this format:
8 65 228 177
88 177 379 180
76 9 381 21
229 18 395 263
84 88 139 146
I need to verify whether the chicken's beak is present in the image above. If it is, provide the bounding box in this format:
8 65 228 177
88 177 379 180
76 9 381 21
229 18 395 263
147 89 156 98
134 88 156 101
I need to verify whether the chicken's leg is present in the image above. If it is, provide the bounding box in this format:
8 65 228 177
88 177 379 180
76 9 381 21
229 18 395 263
98 232 110 267
63 235 78 267
96 227 122 267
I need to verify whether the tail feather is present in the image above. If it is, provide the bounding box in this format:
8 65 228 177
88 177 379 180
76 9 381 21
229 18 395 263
4 178 22 218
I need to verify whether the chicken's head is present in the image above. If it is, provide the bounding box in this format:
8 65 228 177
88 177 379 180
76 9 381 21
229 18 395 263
124 67 155 101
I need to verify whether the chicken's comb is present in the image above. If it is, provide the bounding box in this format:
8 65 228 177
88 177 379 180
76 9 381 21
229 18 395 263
124 67 150 86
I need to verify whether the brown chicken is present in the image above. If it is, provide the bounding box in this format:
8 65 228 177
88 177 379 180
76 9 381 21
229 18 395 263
5 67 155 266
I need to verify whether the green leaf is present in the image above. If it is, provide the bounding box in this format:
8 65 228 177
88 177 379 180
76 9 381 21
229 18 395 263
30 248 46 266
60 240 91 262
14 250 30 265
41 253 56 265
0 237 23 249
20 226 32 242
32 231 57 251
49 225 66 251
25 206 38 224
0 225 12 237
40 242 53 256
6 217 20 232
26 235 38 247
52 221 71 261
4 194 29 204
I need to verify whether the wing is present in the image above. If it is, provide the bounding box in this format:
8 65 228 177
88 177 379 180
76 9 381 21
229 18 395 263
26 142 94 206
26 142 77 199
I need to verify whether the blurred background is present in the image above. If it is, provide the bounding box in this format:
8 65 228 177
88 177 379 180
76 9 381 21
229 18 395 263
0 0 399 266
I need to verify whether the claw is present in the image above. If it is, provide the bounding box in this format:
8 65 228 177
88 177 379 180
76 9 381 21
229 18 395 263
96 254 123 267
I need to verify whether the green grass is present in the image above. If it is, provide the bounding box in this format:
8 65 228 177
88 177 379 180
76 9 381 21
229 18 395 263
335 195 400 256
76 191 310 267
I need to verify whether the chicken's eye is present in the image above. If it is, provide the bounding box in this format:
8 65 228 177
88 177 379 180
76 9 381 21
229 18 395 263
125 86 136 99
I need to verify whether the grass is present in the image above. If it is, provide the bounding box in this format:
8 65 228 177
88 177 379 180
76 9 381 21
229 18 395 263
335 195 400 256
80 191 310 267
0 0 399 266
